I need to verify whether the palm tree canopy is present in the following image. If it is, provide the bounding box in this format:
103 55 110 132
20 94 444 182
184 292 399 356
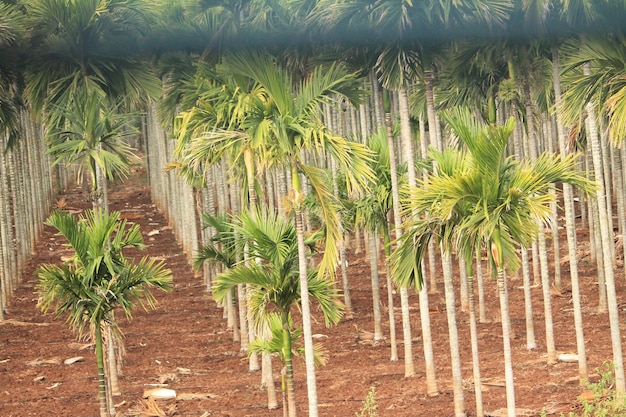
25 0 161 118
561 34 626 143
193 211 240 271
391 108 596 290
46 91 140 185
173 50 375 279
37 209 173 337
211 208 343 331
0 1 27 147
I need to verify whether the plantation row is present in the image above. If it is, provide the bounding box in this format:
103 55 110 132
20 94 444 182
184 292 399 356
3 1 626 417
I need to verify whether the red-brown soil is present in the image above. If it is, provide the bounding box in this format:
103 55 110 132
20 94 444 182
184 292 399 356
0 172 623 417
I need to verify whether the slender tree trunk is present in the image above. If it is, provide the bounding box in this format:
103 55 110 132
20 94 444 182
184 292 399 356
291 163 319 417
399 89 436 387
538 227 557 364
282 316 297 417
591 195 607 312
95 323 110 417
458 256 468 312
442 250 466 417
475 249 487 324
384 104 415 377
466 259 484 417
497 266 516 417
369 231 384 341
382 227 399 362
263 352 279 409
236 284 246 345
585 62 625 391
419 115 438 294
552 44 587 382
521 247 537 350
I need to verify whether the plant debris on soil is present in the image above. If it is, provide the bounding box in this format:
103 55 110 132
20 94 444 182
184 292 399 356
0 172 623 417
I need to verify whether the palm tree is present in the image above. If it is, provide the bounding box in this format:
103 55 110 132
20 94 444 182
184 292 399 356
560 31 626 392
354 126 404 359
46 91 140 209
0 0 27 148
392 109 595 417
25 2 162 396
174 50 374 417
193 210 246 342
25 0 161 119
212 209 342 417
36 209 173 417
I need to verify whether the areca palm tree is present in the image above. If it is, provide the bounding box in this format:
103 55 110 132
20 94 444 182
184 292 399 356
559 21 626 392
391 109 595 417
46 91 140 209
26 2 162 396
354 126 404 359
36 209 173 417
174 50 374 417
0 1 27 148
212 209 342 417
25 0 160 119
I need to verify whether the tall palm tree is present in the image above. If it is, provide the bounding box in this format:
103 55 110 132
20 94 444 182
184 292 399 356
36 209 173 417
174 51 374 417
392 109 595 417
354 126 404 359
25 2 162 397
212 209 342 417
560 32 626 392
46 92 140 209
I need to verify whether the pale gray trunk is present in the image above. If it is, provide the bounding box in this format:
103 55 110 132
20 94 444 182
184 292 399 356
521 247 537 350
441 251 466 417
552 44 587 381
368 232 384 342
590 197 607 312
600 125 616 268
458 255 468 312
399 89 436 386
613 146 626 279
262 348 278 409
585 74 625 390
247 285 260 371
475 249 487 323
236 284 246 345
384 106 415 377
424 71 442 152
544 116 562 288
497 268 517 417
466 259 484 417
538 227 557 364
0 132 13 317
328 105 352 319
295 207 319 417
419 114 438 293
384 239 399 362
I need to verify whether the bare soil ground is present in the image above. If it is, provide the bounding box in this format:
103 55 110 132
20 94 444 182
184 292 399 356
1 171 624 417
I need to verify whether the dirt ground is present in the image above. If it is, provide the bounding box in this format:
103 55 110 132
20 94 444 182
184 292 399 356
1 171 624 417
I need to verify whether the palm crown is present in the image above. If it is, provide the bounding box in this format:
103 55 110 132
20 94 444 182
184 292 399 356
392 108 596 290
37 209 173 335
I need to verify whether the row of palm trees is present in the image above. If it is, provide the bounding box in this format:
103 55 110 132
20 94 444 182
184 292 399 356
2 1 626 416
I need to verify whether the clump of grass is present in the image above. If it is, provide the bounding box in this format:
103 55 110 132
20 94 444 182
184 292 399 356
356 386 378 417
541 362 626 417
